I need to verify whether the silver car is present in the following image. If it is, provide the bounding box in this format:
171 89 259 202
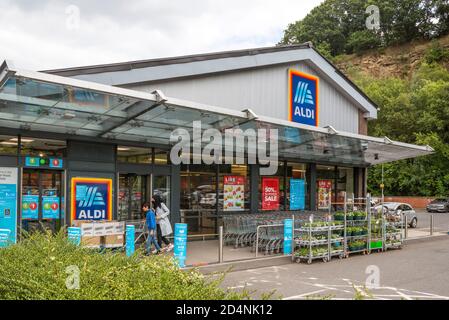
373 202 418 228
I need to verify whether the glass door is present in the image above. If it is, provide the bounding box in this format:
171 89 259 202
21 169 64 234
118 174 148 221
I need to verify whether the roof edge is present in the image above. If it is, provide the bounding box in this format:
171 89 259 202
42 43 312 77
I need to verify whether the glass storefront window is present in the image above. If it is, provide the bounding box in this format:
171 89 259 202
118 174 149 221
0 135 18 155
337 167 354 204
153 175 171 210
219 164 250 212
117 146 152 164
286 162 308 211
180 164 217 234
20 137 66 157
154 148 169 165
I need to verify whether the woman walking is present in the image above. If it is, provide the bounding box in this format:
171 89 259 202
152 194 174 252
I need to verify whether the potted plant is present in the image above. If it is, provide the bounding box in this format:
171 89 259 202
346 212 354 220
334 211 345 221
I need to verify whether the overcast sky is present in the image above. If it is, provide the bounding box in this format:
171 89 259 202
0 0 323 70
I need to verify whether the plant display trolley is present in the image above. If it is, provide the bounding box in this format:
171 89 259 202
292 192 404 264
293 216 345 264
383 208 404 250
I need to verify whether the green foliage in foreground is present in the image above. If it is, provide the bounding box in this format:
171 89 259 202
0 231 247 300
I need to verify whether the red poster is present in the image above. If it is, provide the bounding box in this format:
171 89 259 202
262 177 279 211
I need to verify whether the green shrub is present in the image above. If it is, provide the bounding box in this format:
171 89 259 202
424 40 449 64
0 230 248 300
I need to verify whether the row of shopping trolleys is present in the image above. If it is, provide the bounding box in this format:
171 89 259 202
222 212 321 256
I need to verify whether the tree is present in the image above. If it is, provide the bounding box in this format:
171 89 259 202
280 0 449 56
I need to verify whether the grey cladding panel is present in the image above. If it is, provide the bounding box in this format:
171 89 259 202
130 62 359 133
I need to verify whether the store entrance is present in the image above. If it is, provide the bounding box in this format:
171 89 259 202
118 173 171 221
118 174 149 221
21 169 64 234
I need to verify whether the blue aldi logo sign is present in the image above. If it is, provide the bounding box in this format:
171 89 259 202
289 69 319 126
71 177 112 221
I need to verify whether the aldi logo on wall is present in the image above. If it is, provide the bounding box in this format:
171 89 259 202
288 69 319 126
71 177 112 221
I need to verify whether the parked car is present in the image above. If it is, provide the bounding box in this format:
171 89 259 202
426 198 449 213
373 202 418 228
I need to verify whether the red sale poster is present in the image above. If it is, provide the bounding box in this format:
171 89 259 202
262 177 279 211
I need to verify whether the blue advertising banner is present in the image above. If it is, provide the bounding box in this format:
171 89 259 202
0 167 18 247
68 227 81 246
173 223 188 268
283 219 293 255
22 194 39 219
290 179 306 210
125 225 135 257
42 196 60 219
289 70 319 126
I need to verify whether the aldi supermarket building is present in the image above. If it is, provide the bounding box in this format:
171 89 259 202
0 43 432 243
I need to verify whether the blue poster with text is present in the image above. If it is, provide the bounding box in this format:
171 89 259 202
290 179 306 210
283 219 293 255
125 225 135 257
174 223 188 268
0 167 18 247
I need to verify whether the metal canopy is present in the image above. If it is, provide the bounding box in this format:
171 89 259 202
0 61 433 167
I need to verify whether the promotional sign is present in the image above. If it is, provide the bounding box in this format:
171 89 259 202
67 227 81 246
290 179 306 210
223 175 245 211
71 177 112 221
283 219 293 255
42 196 60 219
25 156 40 167
317 180 332 209
49 158 63 169
0 167 18 246
289 69 319 126
22 194 39 219
25 156 63 169
125 225 135 257
173 223 188 268
262 177 279 211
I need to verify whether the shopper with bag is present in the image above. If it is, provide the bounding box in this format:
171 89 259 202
152 194 174 252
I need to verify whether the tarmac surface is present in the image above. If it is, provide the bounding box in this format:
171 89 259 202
220 236 449 300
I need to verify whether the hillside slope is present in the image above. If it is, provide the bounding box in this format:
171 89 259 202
334 34 449 79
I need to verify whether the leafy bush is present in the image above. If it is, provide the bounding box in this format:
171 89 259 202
425 40 449 64
0 231 247 300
